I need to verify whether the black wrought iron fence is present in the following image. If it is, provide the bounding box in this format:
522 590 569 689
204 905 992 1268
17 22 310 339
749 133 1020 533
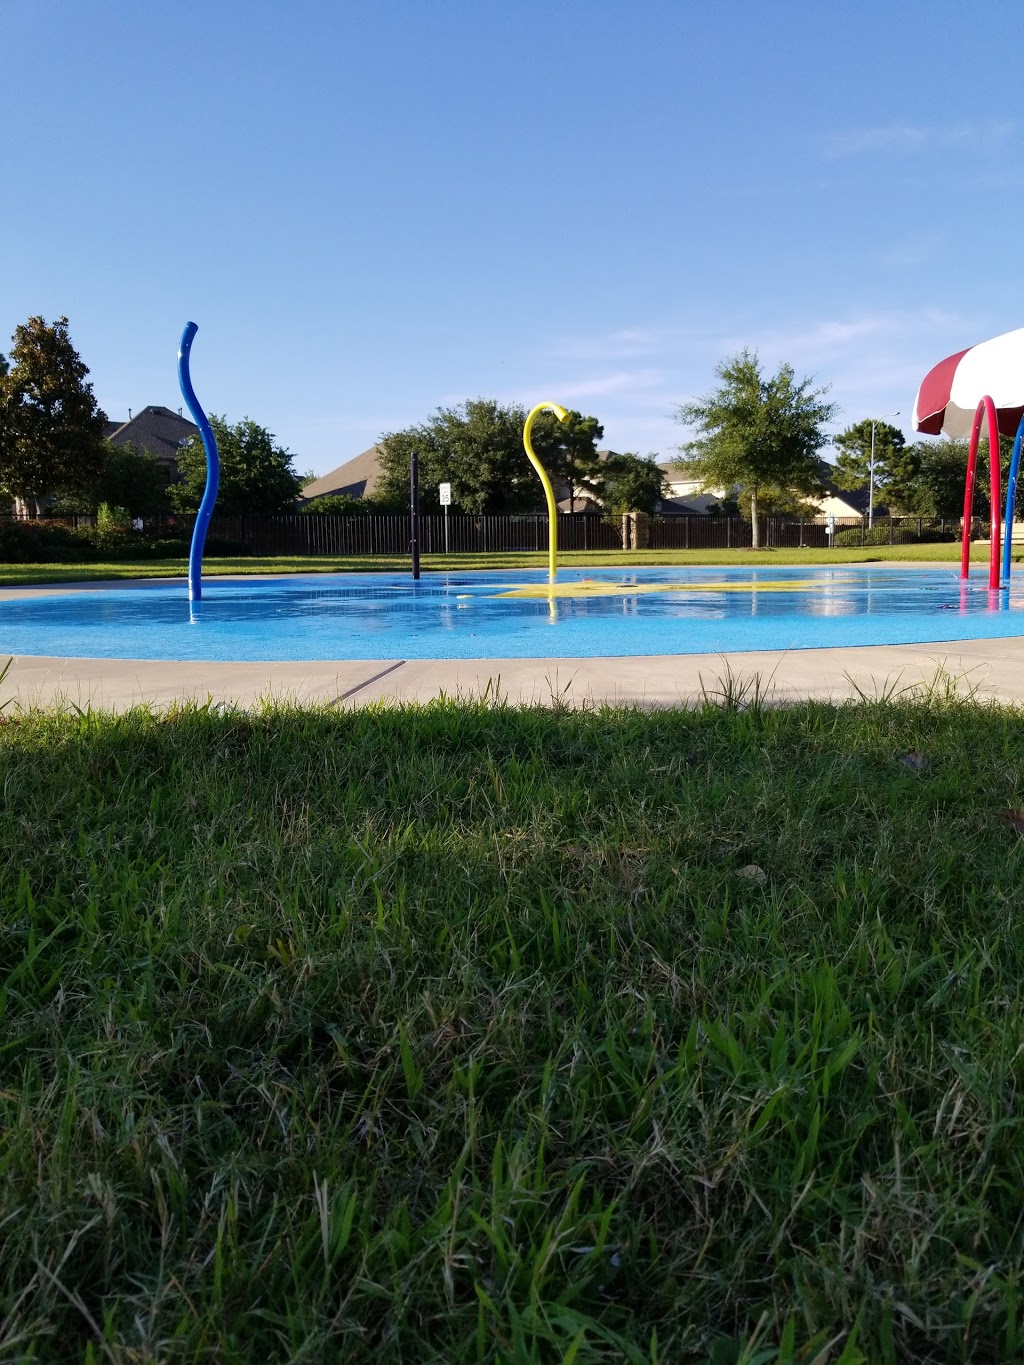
0 510 971 557
648 514 959 550
170 512 626 556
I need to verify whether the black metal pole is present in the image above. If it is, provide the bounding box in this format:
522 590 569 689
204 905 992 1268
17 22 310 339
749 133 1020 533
410 449 421 580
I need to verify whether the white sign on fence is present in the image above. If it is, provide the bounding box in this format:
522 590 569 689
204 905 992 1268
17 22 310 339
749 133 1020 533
439 482 452 507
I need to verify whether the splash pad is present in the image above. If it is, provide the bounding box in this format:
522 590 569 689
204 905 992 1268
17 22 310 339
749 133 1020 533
5 565 1024 663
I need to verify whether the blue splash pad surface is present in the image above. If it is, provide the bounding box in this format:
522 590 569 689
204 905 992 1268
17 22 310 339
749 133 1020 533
4 566 1024 662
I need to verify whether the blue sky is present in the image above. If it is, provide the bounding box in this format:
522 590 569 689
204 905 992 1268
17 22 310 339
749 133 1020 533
2 0 1023 477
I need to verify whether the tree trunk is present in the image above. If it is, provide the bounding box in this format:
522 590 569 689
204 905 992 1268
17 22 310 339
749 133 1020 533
750 487 760 549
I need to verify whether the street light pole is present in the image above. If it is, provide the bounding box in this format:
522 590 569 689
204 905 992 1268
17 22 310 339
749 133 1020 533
868 410 900 530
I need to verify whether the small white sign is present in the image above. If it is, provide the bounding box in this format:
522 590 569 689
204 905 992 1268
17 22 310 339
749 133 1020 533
439 482 452 507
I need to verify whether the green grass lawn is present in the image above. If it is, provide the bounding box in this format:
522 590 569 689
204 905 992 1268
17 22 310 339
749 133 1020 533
3 691 1024 1362
0 541 1013 587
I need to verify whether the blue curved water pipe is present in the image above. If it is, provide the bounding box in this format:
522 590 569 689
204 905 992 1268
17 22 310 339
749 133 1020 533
1002 411 1024 585
177 321 219 601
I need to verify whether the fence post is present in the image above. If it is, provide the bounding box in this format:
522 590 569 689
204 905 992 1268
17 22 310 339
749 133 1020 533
889 515 894 545
410 450 421 579
860 515 865 547
726 518 731 549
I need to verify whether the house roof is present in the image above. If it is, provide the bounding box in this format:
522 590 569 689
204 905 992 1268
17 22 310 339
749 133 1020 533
658 459 700 480
302 445 385 501
107 406 198 468
817 476 885 517
656 495 709 514
301 446 642 508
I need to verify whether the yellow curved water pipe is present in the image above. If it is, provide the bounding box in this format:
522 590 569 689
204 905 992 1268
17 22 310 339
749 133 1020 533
523 400 569 582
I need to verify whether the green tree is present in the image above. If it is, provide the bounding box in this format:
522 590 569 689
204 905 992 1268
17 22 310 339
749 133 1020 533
299 492 367 516
598 453 666 513
898 437 1019 520
0 316 107 515
878 441 925 513
533 410 604 511
674 350 836 548
831 418 905 498
169 416 304 514
376 399 605 514
96 442 172 517
904 438 973 518
376 400 522 513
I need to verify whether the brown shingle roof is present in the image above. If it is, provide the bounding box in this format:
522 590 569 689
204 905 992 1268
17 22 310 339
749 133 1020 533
107 406 198 471
301 445 385 500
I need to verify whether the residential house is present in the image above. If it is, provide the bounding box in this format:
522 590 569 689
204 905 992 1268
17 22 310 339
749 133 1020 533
301 446 621 511
655 461 729 514
105 405 198 482
655 460 884 519
8 404 197 516
301 445 386 501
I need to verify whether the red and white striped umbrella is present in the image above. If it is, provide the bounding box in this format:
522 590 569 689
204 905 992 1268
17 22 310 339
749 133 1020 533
912 326 1024 437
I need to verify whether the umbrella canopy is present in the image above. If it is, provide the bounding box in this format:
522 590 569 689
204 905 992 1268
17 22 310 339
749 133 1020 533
913 326 1024 437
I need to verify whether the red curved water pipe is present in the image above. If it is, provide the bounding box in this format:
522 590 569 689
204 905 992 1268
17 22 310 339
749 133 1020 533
961 395 1002 589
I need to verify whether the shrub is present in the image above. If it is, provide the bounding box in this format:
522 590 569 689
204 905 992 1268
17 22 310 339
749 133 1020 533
831 522 955 548
300 494 366 516
0 519 89 562
96 502 132 535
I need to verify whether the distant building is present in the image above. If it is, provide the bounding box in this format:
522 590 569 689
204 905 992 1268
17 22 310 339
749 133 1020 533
813 478 884 519
8 404 198 516
301 445 385 501
656 460 885 519
106 405 198 481
656 461 727 514
301 445 620 511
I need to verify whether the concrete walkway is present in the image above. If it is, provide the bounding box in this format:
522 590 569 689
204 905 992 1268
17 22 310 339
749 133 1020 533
3 636 1023 711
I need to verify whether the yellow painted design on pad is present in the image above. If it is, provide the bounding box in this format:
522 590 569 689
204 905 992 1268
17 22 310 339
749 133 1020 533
496 579 833 600
523 401 569 584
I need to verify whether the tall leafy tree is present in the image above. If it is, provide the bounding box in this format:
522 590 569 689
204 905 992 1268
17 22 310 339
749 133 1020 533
48 442 173 517
878 441 925 514
375 399 604 514
598 453 666 513
532 410 604 511
169 416 304 514
912 439 973 518
831 419 905 499
674 350 836 548
897 437 1021 520
376 400 528 513
96 442 172 517
0 316 107 515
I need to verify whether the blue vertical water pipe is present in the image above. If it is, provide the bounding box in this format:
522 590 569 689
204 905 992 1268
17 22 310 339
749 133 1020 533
1001 411 1024 585
177 321 219 601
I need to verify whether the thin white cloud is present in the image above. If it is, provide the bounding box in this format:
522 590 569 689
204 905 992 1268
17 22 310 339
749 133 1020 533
722 309 973 364
879 234 940 268
543 327 688 362
821 119 1015 160
302 307 998 475
542 308 990 456
822 124 929 158
553 368 667 401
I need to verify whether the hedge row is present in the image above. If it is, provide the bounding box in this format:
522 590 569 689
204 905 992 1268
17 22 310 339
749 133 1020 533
0 520 251 563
